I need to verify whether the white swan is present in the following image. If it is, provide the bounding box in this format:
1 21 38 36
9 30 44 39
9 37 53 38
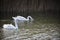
3 19 18 30
12 16 34 22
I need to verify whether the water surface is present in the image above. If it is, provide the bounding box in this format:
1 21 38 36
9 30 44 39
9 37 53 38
0 20 60 40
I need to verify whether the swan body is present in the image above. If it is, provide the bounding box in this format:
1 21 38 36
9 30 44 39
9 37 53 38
12 16 34 22
3 19 18 30
3 24 17 30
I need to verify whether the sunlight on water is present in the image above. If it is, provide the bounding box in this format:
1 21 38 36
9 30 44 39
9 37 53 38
0 20 60 40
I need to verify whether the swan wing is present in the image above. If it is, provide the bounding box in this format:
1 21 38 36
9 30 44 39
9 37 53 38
3 24 9 28
17 16 27 20
3 24 15 29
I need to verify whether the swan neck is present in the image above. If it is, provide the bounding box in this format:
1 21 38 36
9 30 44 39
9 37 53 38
14 20 18 29
27 16 29 20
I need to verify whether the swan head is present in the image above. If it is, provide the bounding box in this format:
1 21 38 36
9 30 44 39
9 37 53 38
12 17 17 20
12 17 15 19
27 16 34 21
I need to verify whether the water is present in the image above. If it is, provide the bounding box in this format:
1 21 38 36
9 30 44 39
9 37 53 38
0 20 60 40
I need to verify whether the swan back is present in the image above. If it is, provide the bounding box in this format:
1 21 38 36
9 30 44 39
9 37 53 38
17 16 27 20
12 16 28 21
